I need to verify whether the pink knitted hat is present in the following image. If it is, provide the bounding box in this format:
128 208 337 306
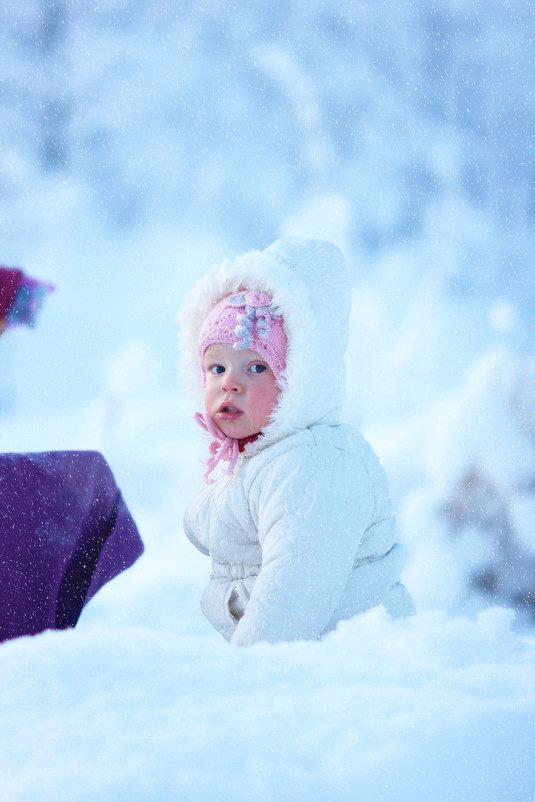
198 291 287 385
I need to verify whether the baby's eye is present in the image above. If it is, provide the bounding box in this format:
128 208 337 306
250 363 267 374
209 364 225 375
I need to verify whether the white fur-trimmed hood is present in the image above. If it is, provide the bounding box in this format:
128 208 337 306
177 237 350 454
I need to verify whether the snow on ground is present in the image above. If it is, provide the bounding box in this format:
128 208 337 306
1 593 534 801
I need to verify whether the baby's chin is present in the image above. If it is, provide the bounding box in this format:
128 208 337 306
210 415 261 441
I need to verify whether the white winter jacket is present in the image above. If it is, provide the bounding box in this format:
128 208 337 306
179 237 413 645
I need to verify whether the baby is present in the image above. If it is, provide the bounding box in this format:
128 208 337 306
179 237 413 645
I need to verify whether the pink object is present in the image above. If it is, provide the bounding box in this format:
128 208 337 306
198 291 287 386
194 412 260 483
0 265 54 332
0 268 23 319
194 412 241 482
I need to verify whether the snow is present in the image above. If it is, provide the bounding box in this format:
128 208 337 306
1 594 534 800
1 1 535 798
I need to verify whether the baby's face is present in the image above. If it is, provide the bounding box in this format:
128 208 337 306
203 342 280 440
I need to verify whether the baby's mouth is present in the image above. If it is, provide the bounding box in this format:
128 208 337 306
217 403 242 418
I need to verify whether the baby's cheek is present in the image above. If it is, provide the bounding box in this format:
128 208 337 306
204 383 215 412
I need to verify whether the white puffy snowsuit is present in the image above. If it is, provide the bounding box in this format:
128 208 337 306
179 237 414 645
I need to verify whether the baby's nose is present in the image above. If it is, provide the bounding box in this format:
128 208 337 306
222 371 243 392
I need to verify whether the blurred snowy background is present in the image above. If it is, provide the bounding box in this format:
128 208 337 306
1 1 534 800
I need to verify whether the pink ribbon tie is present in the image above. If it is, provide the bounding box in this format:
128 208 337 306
194 412 241 483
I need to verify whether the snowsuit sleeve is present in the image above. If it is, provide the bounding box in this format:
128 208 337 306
230 444 375 646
